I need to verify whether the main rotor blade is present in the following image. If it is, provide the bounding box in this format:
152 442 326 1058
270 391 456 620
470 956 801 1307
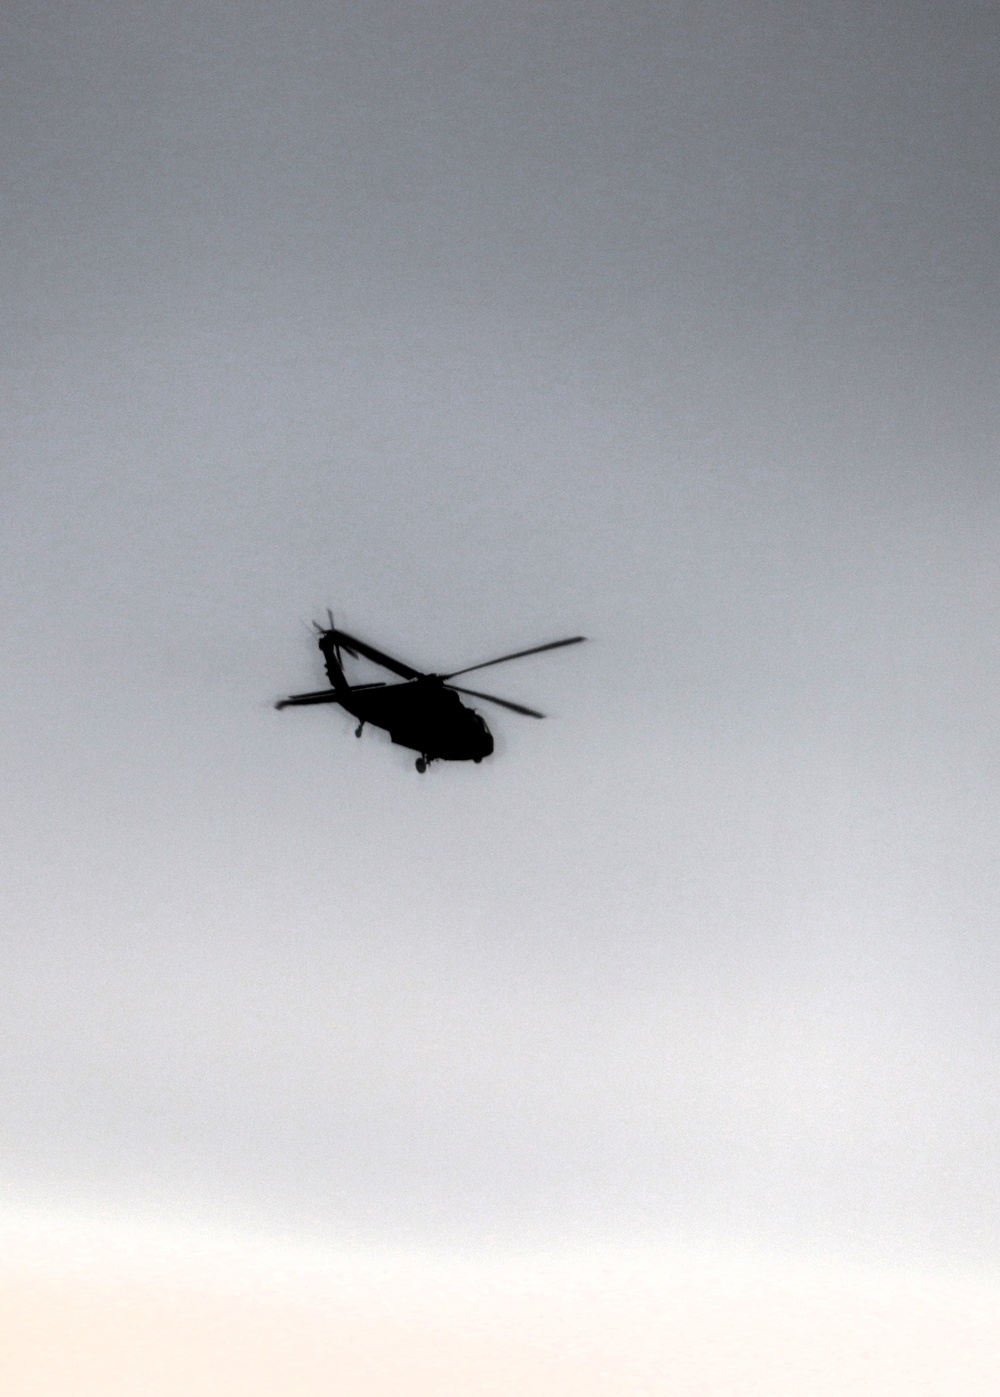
325 628 422 680
442 635 586 680
275 688 341 709
446 685 546 718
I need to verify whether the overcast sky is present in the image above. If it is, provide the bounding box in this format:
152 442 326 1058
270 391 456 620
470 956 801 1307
2 0 1000 1277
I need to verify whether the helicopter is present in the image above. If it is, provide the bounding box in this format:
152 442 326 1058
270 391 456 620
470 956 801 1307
275 615 586 771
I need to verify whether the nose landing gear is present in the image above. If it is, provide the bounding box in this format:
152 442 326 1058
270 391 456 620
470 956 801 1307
355 722 364 737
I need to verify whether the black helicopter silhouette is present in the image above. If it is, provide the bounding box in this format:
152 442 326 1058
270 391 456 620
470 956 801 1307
275 615 586 771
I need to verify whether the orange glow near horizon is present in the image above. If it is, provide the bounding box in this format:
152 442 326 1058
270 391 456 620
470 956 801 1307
1 1213 998 1395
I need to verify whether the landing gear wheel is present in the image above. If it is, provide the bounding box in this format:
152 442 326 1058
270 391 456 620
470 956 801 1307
355 723 364 737
415 757 427 773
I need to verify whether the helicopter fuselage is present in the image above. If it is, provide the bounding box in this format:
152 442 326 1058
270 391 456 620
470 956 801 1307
343 679 494 762
276 674 494 763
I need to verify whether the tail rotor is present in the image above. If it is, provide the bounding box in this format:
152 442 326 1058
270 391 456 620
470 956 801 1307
311 609 358 669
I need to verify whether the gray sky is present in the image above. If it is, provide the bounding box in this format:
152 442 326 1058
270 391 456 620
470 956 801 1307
2 0 1000 1268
